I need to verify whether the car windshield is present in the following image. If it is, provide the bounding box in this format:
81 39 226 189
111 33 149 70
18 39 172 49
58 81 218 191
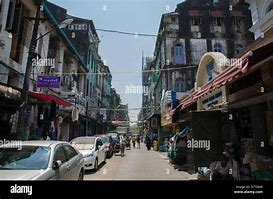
100 136 110 143
0 146 51 170
71 137 95 150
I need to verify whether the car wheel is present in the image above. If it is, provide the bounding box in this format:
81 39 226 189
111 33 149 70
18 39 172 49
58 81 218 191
93 159 98 171
78 169 84 181
106 151 110 158
103 153 106 163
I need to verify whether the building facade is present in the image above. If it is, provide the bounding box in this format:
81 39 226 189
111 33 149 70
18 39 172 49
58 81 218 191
141 0 254 148
0 0 121 140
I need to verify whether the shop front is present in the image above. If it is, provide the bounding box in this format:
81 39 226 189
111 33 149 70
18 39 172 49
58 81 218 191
178 52 253 174
227 42 273 178
0 84 21 139
28 91 71 141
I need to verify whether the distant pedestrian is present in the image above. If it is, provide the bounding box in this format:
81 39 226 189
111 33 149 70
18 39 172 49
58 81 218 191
120 138 126 157
136 134 141 149
132 136 136 148
145 136 151 151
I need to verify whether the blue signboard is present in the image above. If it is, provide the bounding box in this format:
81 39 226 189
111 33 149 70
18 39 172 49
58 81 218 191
37 76 61 88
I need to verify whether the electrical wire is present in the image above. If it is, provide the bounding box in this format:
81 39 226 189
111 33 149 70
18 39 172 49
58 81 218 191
0 65 197 75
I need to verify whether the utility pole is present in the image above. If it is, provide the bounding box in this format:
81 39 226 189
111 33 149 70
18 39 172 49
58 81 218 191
16 1 43 139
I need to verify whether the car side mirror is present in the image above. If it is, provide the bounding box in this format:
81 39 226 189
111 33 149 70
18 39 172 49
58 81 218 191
53 160 62 169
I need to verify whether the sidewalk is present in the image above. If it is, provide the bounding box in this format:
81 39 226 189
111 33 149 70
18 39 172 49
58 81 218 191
158 151 198 180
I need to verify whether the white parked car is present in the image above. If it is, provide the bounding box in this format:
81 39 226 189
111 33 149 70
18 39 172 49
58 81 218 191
0 141 85 180
70 137 106 171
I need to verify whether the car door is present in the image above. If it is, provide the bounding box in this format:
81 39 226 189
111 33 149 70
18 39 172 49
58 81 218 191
95 139 100 164
53 145 70 180
97 138 105 164
63 144 82 180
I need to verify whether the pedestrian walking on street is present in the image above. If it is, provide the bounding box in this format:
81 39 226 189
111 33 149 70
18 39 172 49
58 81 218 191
132 136 136 148
136 134 141 149
120 138 126 157
145 136 151 151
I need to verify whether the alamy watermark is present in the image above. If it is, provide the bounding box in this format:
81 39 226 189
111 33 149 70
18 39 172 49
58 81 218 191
125 84 148 95
32 57 55 67
0 139 23 150
187 139 210 151
218 58 243 67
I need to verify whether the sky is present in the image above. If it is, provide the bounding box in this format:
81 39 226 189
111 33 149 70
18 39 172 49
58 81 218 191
50 0 183 124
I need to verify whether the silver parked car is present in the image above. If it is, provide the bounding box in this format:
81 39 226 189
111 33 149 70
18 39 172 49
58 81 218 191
0 141 85 180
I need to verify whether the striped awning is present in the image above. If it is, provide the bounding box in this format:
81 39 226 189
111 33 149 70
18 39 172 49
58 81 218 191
180 58 249 110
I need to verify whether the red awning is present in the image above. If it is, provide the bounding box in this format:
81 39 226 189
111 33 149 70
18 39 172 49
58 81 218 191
189 10 202 16
211 10 223 17
180 58 249 110
29 92 71 107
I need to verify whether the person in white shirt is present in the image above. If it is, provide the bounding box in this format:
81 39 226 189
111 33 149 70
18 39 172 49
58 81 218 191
211 153 233 180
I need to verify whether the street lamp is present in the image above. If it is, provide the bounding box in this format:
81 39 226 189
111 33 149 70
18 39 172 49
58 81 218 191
36 18 74 41
16 2 73 138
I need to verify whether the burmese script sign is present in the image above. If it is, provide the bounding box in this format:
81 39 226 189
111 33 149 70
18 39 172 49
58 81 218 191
37 76 61 88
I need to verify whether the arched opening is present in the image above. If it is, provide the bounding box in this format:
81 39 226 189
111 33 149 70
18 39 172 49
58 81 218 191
175 77 185 92
214 43 222 53
235 44 244 54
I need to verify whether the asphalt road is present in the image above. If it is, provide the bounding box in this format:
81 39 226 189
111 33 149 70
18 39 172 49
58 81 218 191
84 143 193 180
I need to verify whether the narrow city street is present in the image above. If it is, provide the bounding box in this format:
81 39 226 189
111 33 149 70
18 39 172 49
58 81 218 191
84 143 193 180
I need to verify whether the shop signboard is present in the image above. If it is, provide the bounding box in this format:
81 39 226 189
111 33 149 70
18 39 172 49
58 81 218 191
37 76 60 88
196 52 228 110
202 90 223 109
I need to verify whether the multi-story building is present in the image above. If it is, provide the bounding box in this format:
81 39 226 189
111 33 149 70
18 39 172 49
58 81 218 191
0 0 88 139
142 0 254 144
101 65 112 132
0 0 119 139
63 14 103 135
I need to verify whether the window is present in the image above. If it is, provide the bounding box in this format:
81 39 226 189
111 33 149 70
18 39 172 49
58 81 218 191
235 44 244 54
54 146 67 164
191 16 201 25
266 2 273 14
173 44 184 65
63 145 78 160
86 79 89 96
0 146 51 170
213 17 221 26
171 17 176 23
175 77 185 92
96 139 103 150
235 18 243 33
250 3 259 25
89 82 92 97
5 0 16 31
0 0 3 18
214 43 222 52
